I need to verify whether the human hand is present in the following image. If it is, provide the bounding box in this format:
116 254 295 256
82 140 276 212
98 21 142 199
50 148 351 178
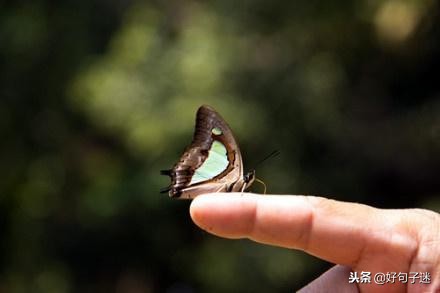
190 193 440 292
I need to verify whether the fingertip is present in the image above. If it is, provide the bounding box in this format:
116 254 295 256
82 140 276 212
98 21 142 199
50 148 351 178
189 193 258 237
189 194 211 223
189 193 228 230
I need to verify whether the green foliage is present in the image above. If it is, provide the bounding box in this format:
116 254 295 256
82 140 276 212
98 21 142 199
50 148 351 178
0 0 439 292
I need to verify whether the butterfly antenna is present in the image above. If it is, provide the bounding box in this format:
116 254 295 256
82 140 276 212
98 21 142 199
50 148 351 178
251 150 280 170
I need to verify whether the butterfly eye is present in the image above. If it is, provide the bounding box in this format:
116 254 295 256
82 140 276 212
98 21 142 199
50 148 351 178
244 170 255 183
212 127 222 135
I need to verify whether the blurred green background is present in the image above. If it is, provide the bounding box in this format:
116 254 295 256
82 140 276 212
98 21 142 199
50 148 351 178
1 0 439 292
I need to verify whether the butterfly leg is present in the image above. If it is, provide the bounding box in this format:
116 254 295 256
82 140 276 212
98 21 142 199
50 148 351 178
254 178 267 194
215 185 228 193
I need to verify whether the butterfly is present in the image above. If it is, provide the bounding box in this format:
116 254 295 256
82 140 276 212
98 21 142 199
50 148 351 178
161 105 255 199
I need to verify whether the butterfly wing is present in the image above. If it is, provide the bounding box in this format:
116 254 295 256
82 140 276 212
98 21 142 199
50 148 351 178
162 105 247 199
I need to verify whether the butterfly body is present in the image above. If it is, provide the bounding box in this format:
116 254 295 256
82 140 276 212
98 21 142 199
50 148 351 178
161 105 254 199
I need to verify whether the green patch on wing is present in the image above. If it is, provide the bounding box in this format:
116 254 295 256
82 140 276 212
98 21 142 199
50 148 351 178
190 141 229 184
212 127 222 135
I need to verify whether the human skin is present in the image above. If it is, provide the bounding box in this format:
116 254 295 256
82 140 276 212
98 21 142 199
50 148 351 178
189 193 440 293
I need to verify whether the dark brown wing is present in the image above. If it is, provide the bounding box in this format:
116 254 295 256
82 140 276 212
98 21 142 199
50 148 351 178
161 105 244 198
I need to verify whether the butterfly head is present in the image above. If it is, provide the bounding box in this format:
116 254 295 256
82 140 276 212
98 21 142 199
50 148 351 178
243 169 255 189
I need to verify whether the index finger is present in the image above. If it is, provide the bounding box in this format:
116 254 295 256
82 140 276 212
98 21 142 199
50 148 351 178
189 193 416 268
